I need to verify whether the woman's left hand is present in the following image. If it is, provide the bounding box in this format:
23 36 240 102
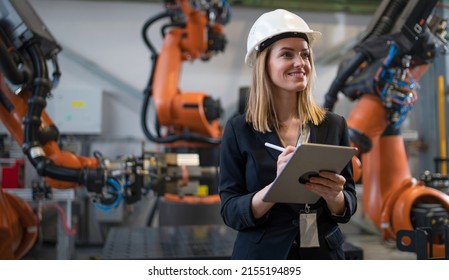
305 170 346 215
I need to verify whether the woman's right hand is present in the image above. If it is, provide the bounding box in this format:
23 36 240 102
251 145 296 219
276 145 296 177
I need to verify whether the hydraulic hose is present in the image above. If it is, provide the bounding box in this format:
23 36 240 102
0 40 31 85
323 0 407 111
323 52 366 111
361 0 407 40
142 11 171 56
141 10 221 145
21 42 104 194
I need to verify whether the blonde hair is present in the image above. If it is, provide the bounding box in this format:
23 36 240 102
245 42 326 133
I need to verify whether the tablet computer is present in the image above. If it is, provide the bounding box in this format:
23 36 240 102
263 143 357 204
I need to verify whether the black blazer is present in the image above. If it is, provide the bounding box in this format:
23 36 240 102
219 112 357 259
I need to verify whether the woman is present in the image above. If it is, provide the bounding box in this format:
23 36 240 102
219 9 357 259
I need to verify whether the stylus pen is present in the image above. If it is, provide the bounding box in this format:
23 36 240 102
264 142 286 152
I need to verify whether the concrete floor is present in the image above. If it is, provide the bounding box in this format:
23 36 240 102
21 186 426 260
23 214 419 260
340 221 416 260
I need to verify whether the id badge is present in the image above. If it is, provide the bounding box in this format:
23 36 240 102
299 204 320 248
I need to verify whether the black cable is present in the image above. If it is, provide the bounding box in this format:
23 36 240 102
323 0 407 112
141 11 171 55
140 9 221 145
21 42 105 194
50 55 61 89
0 40 31 85
323 52 367 111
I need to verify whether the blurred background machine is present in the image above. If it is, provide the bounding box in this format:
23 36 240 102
139 0 230 227
323 0 449 258
0 0 230 259
0 0 108 259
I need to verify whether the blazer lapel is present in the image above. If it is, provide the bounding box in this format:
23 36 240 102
254 130 282 161
308 121 326 144
254 117 327 160
309 122 317 143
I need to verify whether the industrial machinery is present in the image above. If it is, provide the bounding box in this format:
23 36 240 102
323 0 449 258
0 0 125 259
139 0 230 213
0 0 230 259
141 0 229 146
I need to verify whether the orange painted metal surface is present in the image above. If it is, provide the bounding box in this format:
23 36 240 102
347 67 449 257
0 73 99 189
347 94 389 139
0 189 37 259
0 50 99 258
164 193 220 204
151 0 222 139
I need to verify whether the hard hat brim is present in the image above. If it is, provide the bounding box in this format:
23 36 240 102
245 30 321 67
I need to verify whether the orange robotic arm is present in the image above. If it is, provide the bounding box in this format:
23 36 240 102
0 72 100 189
0 1 107 193
141 0 230 145
324 0 449 258
0 0 120 259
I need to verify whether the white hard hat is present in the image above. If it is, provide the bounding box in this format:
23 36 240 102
245 9 322 67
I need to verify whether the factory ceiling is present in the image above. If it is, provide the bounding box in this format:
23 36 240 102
78 0 384 14
228 0 383 13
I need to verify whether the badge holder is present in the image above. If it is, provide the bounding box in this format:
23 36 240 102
299 203 320 247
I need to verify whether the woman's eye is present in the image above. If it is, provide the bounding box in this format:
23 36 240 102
281 52 293 58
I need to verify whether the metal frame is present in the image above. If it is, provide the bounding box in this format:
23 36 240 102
396 225 449 259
